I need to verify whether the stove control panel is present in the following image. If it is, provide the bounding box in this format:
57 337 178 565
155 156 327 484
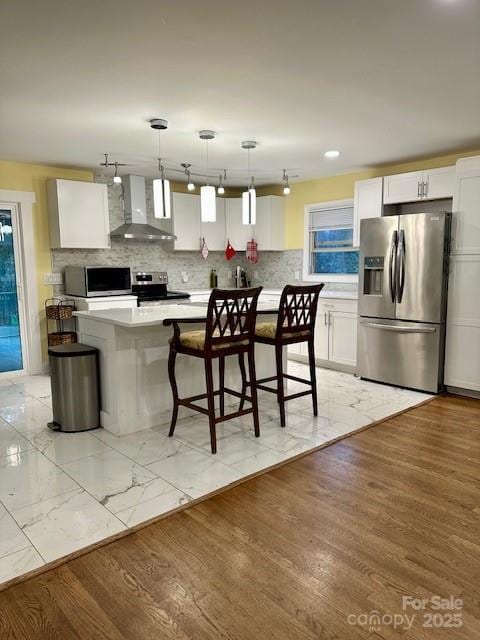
134 271 168 285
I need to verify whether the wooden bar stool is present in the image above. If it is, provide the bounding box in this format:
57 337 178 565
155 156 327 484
163 287 262 454
250 283 324 427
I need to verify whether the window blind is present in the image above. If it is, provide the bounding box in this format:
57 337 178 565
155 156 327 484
309 206 354 231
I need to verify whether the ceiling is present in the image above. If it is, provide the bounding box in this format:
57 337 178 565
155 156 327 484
1 0 479 185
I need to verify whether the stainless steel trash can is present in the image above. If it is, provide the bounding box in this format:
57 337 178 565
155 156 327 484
48 343 100 432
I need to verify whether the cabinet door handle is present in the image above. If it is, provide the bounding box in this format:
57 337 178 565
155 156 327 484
324 312 328 326
417 181 422 198
423 181 428 198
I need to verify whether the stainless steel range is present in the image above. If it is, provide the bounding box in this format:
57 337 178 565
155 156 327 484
132 272 190 306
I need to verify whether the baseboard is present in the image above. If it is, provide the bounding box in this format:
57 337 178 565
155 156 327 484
287 353 356 375
446 386 480 400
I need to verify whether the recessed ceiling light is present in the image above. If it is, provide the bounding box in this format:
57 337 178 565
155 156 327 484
324 150 340 159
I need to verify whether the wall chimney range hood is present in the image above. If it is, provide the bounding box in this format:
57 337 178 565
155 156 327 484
110 174 176 241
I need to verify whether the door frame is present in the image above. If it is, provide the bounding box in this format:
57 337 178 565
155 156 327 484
0 190 42 376
0 203 28 376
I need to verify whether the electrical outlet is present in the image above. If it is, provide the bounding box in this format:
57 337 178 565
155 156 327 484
253 270 259 280
181 271 189 283
43 272 63 285
294 271 300 281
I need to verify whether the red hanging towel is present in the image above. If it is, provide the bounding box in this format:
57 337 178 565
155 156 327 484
225 239 236 261
246 238 258 264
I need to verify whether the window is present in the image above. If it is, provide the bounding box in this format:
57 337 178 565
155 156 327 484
303 199 359 282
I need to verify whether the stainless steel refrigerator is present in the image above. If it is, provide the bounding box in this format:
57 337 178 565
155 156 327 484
357 212 451 393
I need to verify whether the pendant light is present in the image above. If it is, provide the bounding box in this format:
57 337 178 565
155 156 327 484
282 169 291 195
182 163 195 191
150 119 171 219
242 141 257 225
217 170 226 195
199 130 216 223
100 154 126 186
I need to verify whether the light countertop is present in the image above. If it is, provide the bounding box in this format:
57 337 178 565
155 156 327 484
74 302 280 328
186 287 358 300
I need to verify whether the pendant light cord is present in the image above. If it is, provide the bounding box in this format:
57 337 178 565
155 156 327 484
157 130 162 175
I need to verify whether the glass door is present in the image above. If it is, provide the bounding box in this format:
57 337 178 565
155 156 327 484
0 209 23 373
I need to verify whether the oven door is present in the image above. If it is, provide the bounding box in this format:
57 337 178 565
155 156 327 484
86 267 131 297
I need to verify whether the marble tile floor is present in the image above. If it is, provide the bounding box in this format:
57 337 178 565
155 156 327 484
0 363 431 586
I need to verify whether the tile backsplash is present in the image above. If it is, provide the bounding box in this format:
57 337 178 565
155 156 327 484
51 176 358 295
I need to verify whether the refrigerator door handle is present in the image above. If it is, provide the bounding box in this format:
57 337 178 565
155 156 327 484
396 229 406 303
361 322 436 334
389 230 398 303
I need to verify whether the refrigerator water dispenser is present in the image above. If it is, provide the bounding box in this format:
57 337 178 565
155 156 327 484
363 256 384 295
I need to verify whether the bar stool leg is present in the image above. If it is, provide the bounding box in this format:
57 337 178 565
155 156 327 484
219 356 225 417
168 346 179 437
247 346 260 437
275 343 286 427
238 352 247 411
204 358 217 454
308 338 318 416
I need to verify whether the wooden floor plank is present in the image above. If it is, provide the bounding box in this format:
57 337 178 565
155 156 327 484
0 395 479 639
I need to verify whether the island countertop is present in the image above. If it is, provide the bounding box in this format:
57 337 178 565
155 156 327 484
74 301 280 328
75 303 281 436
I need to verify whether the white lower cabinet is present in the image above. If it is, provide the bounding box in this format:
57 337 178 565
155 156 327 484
314 306 330 361
445 254 480 392
288 298 358 370
445 325 480 392
328 310 358 367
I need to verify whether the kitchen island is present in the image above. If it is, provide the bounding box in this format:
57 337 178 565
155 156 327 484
75 304 281 436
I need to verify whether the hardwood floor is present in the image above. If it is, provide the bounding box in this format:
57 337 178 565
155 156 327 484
1 395 479 639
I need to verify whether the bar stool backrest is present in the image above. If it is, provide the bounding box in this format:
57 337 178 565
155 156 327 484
276 284 324 337
205 287 263 353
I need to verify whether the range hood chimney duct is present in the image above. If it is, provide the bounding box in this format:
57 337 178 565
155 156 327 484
110 174 176 241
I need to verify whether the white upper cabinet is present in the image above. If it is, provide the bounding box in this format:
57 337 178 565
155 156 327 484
172 192 201 251
383 167 454 204
423 166 455 200
383 171 422 204
169 193 284 252
47 179 110 249
200 197 226 251
225 198 252 252
451 156 480 255
255 195 285 251
353 177 383 247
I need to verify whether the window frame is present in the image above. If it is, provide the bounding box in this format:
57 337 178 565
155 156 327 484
302 198 358 284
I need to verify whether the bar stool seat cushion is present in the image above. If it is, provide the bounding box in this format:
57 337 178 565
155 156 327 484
176 330 249 351
255 321 310 340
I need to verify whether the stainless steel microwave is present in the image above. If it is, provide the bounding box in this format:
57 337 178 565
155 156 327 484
64 266 132 297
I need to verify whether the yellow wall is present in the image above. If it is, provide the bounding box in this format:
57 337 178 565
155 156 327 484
280 149 480 249
0 161 94 360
